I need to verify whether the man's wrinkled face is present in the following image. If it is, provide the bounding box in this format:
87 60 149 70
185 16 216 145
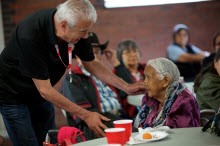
60 20 93 44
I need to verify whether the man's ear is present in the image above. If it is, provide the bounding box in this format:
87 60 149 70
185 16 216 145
60 20 68 32
163 76 172 88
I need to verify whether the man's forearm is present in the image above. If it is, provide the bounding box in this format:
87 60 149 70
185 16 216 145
82 59 129 92
41 85 89 120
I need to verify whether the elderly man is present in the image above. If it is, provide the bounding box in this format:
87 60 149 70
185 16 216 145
0 0 144 145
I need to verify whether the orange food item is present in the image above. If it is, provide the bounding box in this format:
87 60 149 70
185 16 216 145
142 132 152 139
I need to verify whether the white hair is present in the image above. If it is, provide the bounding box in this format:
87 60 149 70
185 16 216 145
55 0 97 28
147 58 180 83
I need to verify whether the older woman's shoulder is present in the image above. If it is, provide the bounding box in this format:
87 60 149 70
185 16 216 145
179 88 195 98
171 89 197 109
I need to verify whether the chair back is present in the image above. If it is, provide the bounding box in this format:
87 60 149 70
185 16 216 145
200 109 215 126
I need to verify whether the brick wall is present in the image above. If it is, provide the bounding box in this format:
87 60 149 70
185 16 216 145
2 0 64 44
2 0 220 61
92 0 220 62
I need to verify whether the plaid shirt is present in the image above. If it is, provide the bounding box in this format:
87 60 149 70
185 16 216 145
81 66 121 113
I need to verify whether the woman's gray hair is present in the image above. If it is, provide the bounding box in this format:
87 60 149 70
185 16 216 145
56 0 97 28
147 58 180 83
147 58 183 100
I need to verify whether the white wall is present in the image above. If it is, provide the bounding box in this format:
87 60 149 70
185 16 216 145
0 0 5 52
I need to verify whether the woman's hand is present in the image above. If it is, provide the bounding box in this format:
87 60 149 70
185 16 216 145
103 49 120 67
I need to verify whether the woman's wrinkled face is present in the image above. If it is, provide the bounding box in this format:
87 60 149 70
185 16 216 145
122 49 140 67
174 29 189 47
144 65 168 99
214 35 220 52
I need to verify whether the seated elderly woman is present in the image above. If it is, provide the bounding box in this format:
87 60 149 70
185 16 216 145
134 58 200 128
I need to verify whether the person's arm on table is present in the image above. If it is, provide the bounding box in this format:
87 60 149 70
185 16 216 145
177 53 206 63
33 78 109 137
82 58 145 95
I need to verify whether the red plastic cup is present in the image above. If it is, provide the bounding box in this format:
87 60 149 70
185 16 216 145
113 120 133 142
105 128 126 145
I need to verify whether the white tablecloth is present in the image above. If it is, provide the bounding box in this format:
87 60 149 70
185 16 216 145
73 128 220 146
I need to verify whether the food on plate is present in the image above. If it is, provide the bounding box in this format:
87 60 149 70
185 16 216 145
142 132 152 139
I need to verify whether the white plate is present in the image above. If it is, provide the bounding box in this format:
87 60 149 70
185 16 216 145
134 131 169 142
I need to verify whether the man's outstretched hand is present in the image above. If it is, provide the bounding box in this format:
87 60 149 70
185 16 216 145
125 82 146 95
83 111 110 137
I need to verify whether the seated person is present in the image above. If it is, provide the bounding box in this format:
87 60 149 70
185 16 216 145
60 32 122 140
104 40 145 119
134 58 200 128
194 49 220 112
202 32 220 68
167 24 209 82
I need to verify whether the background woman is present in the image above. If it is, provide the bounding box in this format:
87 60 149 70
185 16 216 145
194 50 220 112
105 40 145 119
167 24 209 82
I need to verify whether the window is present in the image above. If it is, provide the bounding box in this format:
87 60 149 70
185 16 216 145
104 0 211 8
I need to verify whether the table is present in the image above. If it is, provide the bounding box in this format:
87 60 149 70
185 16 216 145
73 128 220 146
